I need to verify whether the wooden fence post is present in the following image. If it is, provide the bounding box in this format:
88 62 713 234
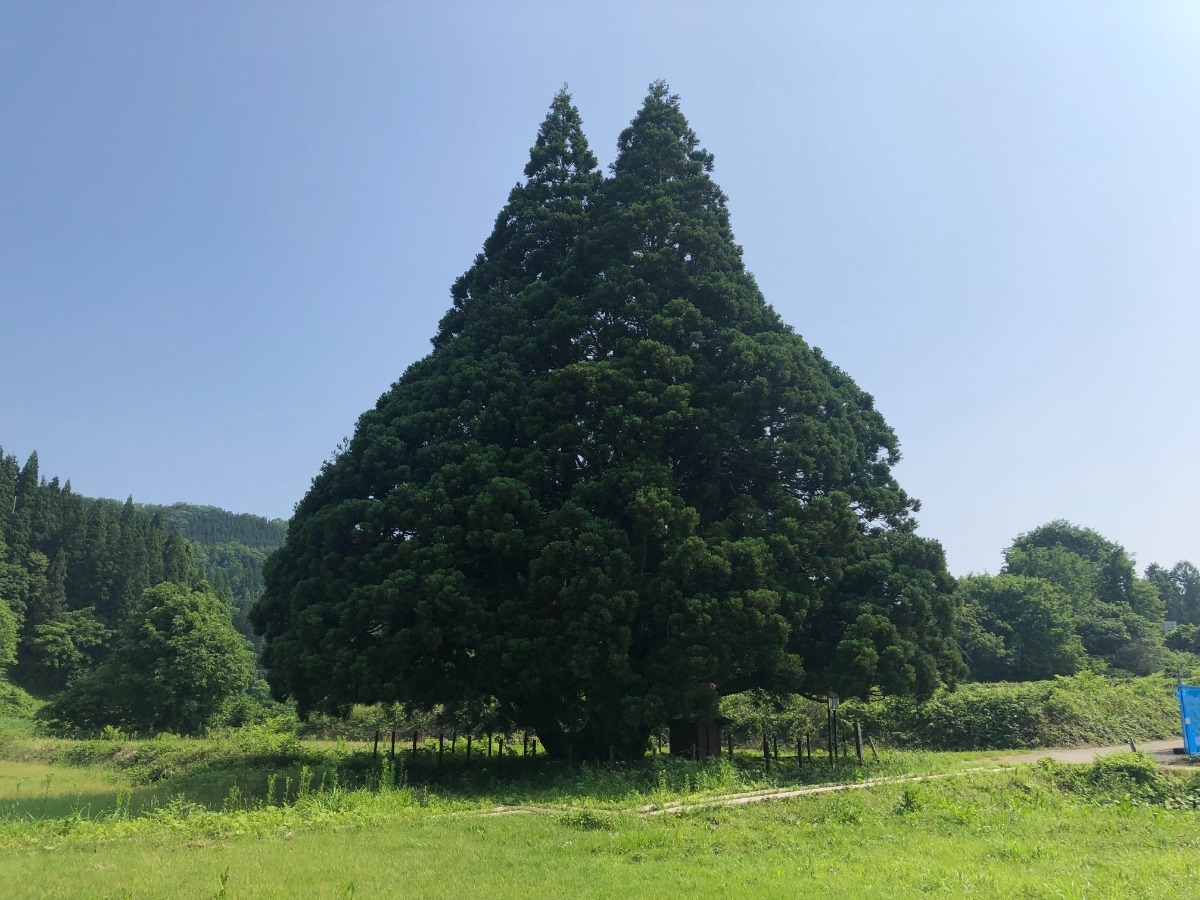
373 730 379 761
855 720 863 764
827 710 835 768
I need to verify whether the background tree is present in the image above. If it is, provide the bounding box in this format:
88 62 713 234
41 582 253 734
1002 520 1164 674
0 595 16 673
25 607 110 693
0 446 270 693
955 573 1085 681
1145 560 1200 626
1165 622 1200 655
254 85 962 759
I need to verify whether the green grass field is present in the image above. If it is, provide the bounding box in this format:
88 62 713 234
1 725 1198 898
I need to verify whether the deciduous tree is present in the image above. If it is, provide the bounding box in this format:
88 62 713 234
42 582 252 734
1003 521 1164 674
955 573 1085 681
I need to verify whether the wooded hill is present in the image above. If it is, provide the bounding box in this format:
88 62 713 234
140 503 286 550
138 502 286 643
0 446 284 696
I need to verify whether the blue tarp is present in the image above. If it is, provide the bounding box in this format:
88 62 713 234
1179 684 1200 755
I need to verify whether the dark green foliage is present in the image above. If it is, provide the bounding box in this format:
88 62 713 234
0 446 280 693
0 446 210 692
141 502 287 551
1165 623 1200 654
144 503 286 647
956 574 1086 681
1146 560 1200 626
254 85 961 758
191 541 272 646
1002 521 1165 675
41 582 254 735
26 607 110 692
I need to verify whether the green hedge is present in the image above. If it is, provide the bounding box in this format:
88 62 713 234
846 673 1181 750
723 673 1184 752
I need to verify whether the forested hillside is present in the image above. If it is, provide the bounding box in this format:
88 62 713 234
0 447 285 703
139 503 286 643
141 503 286 549
0 447 199 694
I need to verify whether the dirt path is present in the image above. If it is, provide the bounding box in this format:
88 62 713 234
462 738 1187 820
638 767 1011 816
989 738 1182 765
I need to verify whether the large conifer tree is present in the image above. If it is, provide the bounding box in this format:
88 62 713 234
254 85 961 757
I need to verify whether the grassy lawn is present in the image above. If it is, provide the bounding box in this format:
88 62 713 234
1 725 1198 898
2 767 1198 898
0 759 120 821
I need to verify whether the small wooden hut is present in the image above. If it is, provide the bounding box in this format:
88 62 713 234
668 714 733 759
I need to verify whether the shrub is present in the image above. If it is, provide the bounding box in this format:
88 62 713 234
725 673 1181 752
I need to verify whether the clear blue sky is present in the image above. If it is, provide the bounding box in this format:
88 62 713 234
2 2 1197 575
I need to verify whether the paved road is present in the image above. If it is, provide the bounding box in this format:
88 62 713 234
992 738 1183 764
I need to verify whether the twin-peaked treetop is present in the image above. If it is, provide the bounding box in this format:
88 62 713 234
253 83 962 759
434 88 601 351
